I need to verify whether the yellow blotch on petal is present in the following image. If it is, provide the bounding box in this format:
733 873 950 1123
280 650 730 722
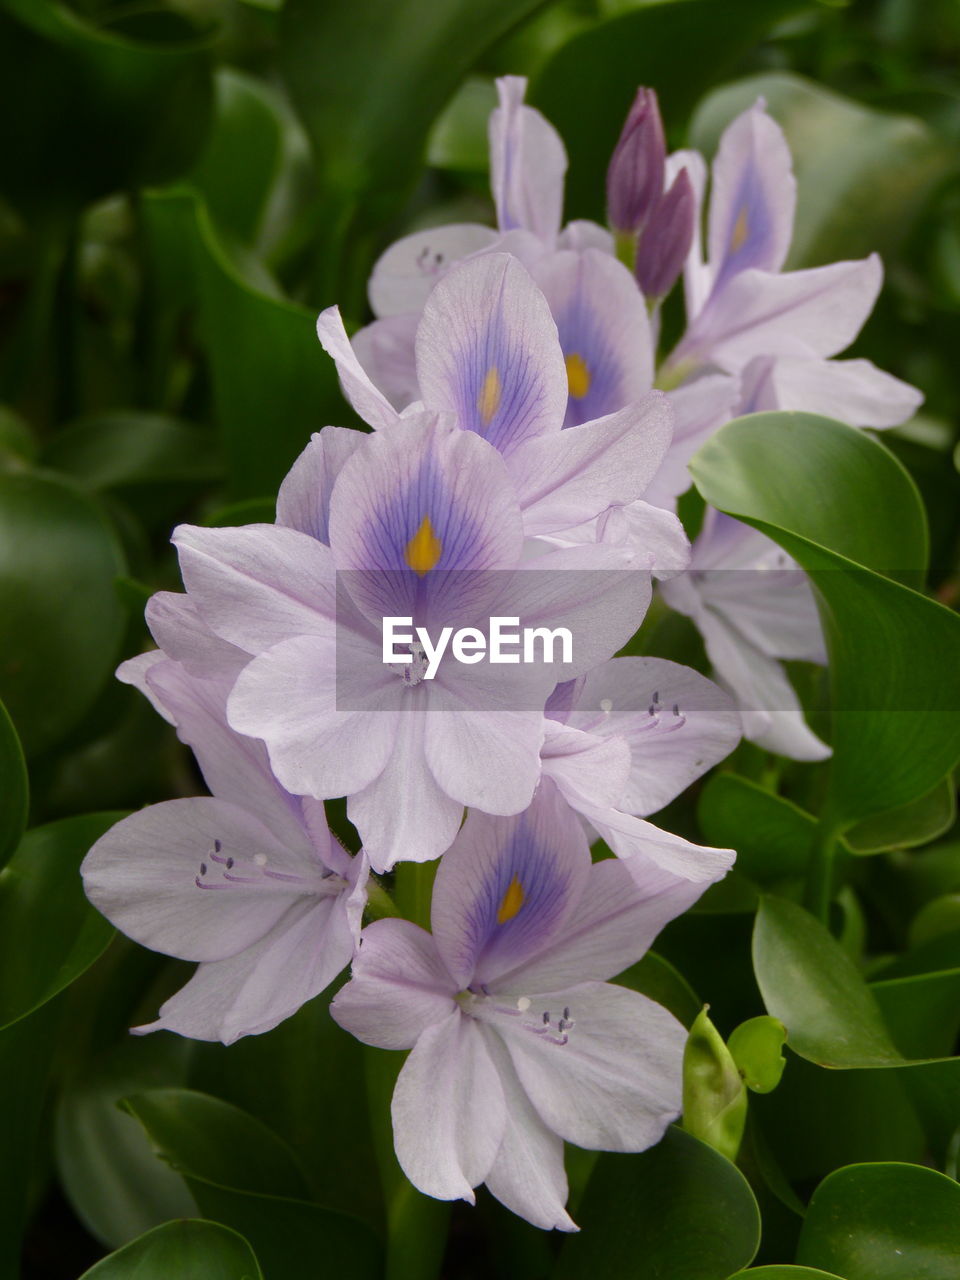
565 352 591 400
478 366 502 425
497 875 525 924
405 515 443 576
730 206 749 254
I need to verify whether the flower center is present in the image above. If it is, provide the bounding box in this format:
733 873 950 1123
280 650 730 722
194 838 344 894
456 988 575 1047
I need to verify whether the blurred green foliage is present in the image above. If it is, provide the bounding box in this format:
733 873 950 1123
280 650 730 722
0 1 958 1277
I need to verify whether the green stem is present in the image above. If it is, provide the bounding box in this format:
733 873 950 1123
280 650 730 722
805 822 839 924
394 861 438 931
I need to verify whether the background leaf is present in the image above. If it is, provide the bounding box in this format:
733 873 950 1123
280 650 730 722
690 414 960 832
0 471 127 757
0 697 28 870
555 1128 761 1280
796 1162 960 1279
0 813 119 1031
78 1218 263 1280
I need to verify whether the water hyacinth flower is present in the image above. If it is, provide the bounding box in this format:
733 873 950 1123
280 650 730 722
82 653 367 1044
332 784 704 1230
660 508 831 760
540 656 740 881
662 101 921 429
319 251 690 562
172 411 653 872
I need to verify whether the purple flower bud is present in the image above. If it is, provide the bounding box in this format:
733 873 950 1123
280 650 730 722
635 168 695 299
606 87 666 234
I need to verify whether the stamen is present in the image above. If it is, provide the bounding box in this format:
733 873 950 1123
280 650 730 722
199 862 207 877
214 839 222 853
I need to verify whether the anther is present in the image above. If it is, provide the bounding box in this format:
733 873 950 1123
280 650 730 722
214 839 222 853
199 862 207 877
542 1011 550 1025
225 856 235 869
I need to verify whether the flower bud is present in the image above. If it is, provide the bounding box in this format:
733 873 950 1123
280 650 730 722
606 87 666 235
682 1007 747 1163
635 167 695 300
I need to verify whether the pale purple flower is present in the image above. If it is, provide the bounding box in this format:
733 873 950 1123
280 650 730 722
81 652 367 1045
660 508 831 761
538 656 739 884
662 101 921 430
332 783 701 1230
171 413 652 872
319 251 690 568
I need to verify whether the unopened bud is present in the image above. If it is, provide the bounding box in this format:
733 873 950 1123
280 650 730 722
606 87 666 235
635 167 695 300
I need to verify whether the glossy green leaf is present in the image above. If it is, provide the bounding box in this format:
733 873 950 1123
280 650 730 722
0 697 27 871
729 1269 842 1278
796 1162 960 1279
843 776 956 854
120 1090 310 1200
690 73 956 268
278 0 549 300
752 896 903 1068
555 1128 761 1279
56 1041 198 1250
78 1219 263 1280
0 0 213 215
0 812 120 1030
728 1016 788 1094
0 471 127 755
871 969 960 1061
690 414 960 832
189 68 287 246
909 894 960 948
188 984 382 1228
123 1088 382 1280
697 774 816 884
531 0 810 225
427 77 498 173
143 188 344 499
42 413 220 493
682 1008 747 1161
0 998 61 1276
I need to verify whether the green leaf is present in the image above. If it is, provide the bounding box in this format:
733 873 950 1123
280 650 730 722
0 470 127 756
909 894 960 948
843 776 956 854
278 0 549 300
728 1016 788 1094
530 0 810 225
189 68 287 246
752 896 903 1068
0 697 27 871
42 413 221 493
0 812 120 1031
56 1041 198 1250
555 1127 760 1280
122 1088 382 1280
689 414 960 832
796 1162 960 1279
871 969 960 1061
697 774 816 884
427 76 498 173
0 0 213 215
142 188 345 500
690 73 957 268
120 1090 310 1200
0 999 61 1275
78 1219 263 1280
729 1269 843 1278
682 1008 747 1162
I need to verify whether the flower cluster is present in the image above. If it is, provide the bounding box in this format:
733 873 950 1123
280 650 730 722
82 78 919 1230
